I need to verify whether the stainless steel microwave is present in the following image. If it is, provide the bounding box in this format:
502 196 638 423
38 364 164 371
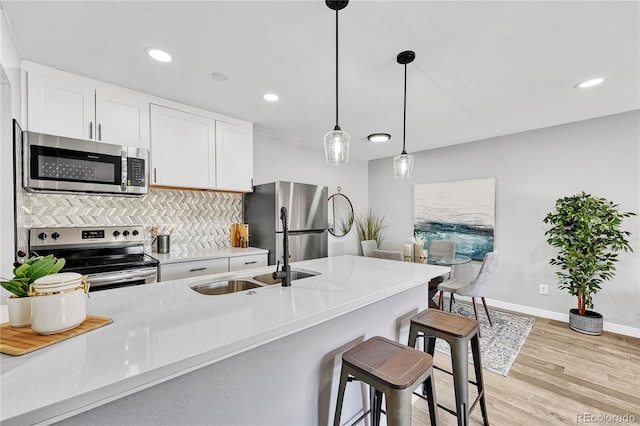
23 131 149 196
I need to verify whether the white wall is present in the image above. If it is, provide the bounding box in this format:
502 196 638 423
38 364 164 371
369 111 640 331
0 6 21 289
252 133 368 256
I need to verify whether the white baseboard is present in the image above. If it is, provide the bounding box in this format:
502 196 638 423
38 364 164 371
483 297 640 338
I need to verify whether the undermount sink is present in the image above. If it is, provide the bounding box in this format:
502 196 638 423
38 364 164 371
252 270 320 285
190 269 321 295
191 279 262 295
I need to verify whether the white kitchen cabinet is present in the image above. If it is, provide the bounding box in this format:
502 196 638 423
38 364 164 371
228 254 268 272
94 89 150 148
150 104 253 192
158 258 228 282
24 62 150 148
150 104 216 188
215 121 253 192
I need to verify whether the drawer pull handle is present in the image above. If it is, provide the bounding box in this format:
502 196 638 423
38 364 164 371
244 261 258 265
189 267 207 272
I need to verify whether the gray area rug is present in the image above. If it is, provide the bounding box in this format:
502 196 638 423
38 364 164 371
435 298 535 376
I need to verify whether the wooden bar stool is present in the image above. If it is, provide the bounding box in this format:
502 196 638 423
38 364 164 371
333 336 439 426
408 309 489 426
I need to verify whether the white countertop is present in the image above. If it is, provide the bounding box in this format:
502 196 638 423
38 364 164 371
0 255 449 425
149 246 268 264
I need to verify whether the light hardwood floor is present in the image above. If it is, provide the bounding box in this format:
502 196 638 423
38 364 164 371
412 315 640 425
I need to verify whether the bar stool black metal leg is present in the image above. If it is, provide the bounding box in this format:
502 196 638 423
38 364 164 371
408 327 419 349
423 372 439 426
471 334 489 426
370 387 383 426
334 368 350 426
424 335 436 356
451 340 470 426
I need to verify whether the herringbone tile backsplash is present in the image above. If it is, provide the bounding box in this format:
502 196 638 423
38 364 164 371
16 189 242 254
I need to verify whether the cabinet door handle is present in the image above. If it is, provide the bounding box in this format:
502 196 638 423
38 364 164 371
89 122 93 139
244 261 257 265
154 168 157 183
98 123 102 141
189 267 207 272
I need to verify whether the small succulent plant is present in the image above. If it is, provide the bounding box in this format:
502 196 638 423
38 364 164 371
1 254 66 298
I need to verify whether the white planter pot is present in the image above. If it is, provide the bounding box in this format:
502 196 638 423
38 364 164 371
6 296 31 328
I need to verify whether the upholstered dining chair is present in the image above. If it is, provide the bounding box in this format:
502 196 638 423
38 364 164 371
437 251 497 335
361 240 378 257
428 240 456 260
371 249 403 261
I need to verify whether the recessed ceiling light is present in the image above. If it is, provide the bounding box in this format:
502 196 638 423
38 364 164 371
211 72 229 81
367 133 391 143
145 48 172 63
575 77 606 89
263 93 279 102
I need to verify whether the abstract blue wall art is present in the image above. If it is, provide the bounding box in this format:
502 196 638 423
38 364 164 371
414 178 496 261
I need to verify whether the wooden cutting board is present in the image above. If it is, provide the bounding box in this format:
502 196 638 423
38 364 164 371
0 315 112 356
230 223 249 247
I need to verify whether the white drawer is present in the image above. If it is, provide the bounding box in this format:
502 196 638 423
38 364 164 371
159 258 229 282
229 254 268 272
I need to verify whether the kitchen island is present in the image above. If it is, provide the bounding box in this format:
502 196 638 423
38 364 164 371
0 255 449 425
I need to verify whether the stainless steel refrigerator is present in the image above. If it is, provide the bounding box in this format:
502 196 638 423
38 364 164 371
244 181 328 265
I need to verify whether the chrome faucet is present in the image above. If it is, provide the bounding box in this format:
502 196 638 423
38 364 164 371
272 206 291 287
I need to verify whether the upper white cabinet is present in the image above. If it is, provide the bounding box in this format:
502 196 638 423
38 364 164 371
150 104 215 189
94 89 150 147
215 121 253 192
150 104 253 192
23 62 254 192
24 62 150 149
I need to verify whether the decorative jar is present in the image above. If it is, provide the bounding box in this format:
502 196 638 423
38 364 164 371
29 272 90 335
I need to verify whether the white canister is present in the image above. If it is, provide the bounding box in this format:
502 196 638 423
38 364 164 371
30 273 90 335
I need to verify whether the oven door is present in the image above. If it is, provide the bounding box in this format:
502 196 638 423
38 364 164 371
86 267 157 291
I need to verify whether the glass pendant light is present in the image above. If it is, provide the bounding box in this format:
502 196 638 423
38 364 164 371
324 1 350 165
394 50 416 179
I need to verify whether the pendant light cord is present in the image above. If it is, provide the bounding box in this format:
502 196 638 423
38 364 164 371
402 63 407 154
335 8 340 129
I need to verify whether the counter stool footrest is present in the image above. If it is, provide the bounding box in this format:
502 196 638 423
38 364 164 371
412 390 464 418
342 376 387 426
346 409 371 426
413 392 484 420
433 365 480 387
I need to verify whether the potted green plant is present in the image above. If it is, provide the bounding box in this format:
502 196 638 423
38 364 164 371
543 192 634 335
2 254 65 327
355 209 387 254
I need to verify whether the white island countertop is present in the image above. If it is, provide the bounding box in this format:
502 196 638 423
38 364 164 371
149 246 268 264
0 255 449 425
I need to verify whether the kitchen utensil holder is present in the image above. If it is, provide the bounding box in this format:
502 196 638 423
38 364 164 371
157 235 170 253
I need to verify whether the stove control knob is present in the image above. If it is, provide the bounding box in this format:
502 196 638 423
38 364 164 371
113 231 120 238
38 232 47 241
132 230 139 236
51 232 60 240
123 230 130 237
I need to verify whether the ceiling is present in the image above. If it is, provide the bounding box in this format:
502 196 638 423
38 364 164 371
2 1 639 161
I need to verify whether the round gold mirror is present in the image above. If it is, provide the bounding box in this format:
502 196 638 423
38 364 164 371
328 187 354 237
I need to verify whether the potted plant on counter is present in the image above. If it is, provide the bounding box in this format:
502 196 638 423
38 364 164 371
1 254 65 327
543 192 635 335
355 209 387 256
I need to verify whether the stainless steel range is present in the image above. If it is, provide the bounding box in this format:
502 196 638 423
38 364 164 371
29 225 158 291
